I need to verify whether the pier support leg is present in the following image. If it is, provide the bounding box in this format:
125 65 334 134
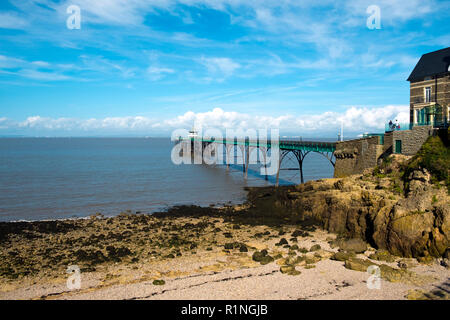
293 150 310 184
300 161 304 184
225 145 233 171
245 145 250 179
244 146 258 179
260 147 268 180
275 162 280 186
238 145 246 175
276 150 290 187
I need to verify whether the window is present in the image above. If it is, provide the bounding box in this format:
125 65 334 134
420 108 426 124
425 87 431 102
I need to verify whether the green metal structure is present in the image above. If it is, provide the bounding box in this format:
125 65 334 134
177 137 336 185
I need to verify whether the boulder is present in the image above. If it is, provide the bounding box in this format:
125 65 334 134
397 258 417 269
291 230 309 237
239 244 248 252
369 250 396 263
337 239 367 253
387 211 435 257
252 250 274 265
406 289 449 300
224 243 234 250
252 251 265 262
280 265 301 275
344 258 374 272
331 251 355 261
305 255 321 264
276 238 288 246
259 255 274 265
153 279 165 285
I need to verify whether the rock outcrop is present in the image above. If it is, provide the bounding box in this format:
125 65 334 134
246 165 449 259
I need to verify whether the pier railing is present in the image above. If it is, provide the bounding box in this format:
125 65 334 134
385 123 412 132
181 137 336 153
385 120 449 132
175 136 336 185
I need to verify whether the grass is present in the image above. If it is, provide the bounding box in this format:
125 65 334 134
432 195 438 204
402 131 450 191
373 155 395 178
372 167 386 179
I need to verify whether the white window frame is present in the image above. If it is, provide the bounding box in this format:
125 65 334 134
425 87 431 103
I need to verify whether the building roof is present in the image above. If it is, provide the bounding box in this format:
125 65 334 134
407 47 450 82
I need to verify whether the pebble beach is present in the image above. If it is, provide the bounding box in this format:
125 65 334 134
1 206 448 300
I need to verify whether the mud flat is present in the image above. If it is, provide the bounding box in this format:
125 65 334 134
0 203 448 300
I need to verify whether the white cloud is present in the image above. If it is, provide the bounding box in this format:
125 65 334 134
31 61 51 67
53 0 439 30
59 0 159 26
18 115 157 131
18 69 71 81
78 55 136 78
201 57 240 79
3 0 441 85
0 117 12 129
0 54 138 82
164 106 409 133
0 12 28 29
0 55 72 81
147 66 175 80
3 105 409 136
0 55 25 69
344 0 437 23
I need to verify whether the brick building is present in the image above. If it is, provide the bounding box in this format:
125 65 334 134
408 47 450 127
334 48 450 176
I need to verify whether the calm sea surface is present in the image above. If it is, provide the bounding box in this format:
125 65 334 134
0 138 335 222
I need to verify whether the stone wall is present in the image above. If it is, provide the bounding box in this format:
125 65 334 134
383 131 394 156
334 126 435 177
391 126 434 155
334 136 383 177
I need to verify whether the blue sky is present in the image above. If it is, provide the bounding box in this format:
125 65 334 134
0 0 449 137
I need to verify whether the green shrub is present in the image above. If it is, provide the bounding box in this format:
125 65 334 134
373 166 386 178
403 135 450 190
432 195 438 204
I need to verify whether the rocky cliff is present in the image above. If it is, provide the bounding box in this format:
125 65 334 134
244 134 450 260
